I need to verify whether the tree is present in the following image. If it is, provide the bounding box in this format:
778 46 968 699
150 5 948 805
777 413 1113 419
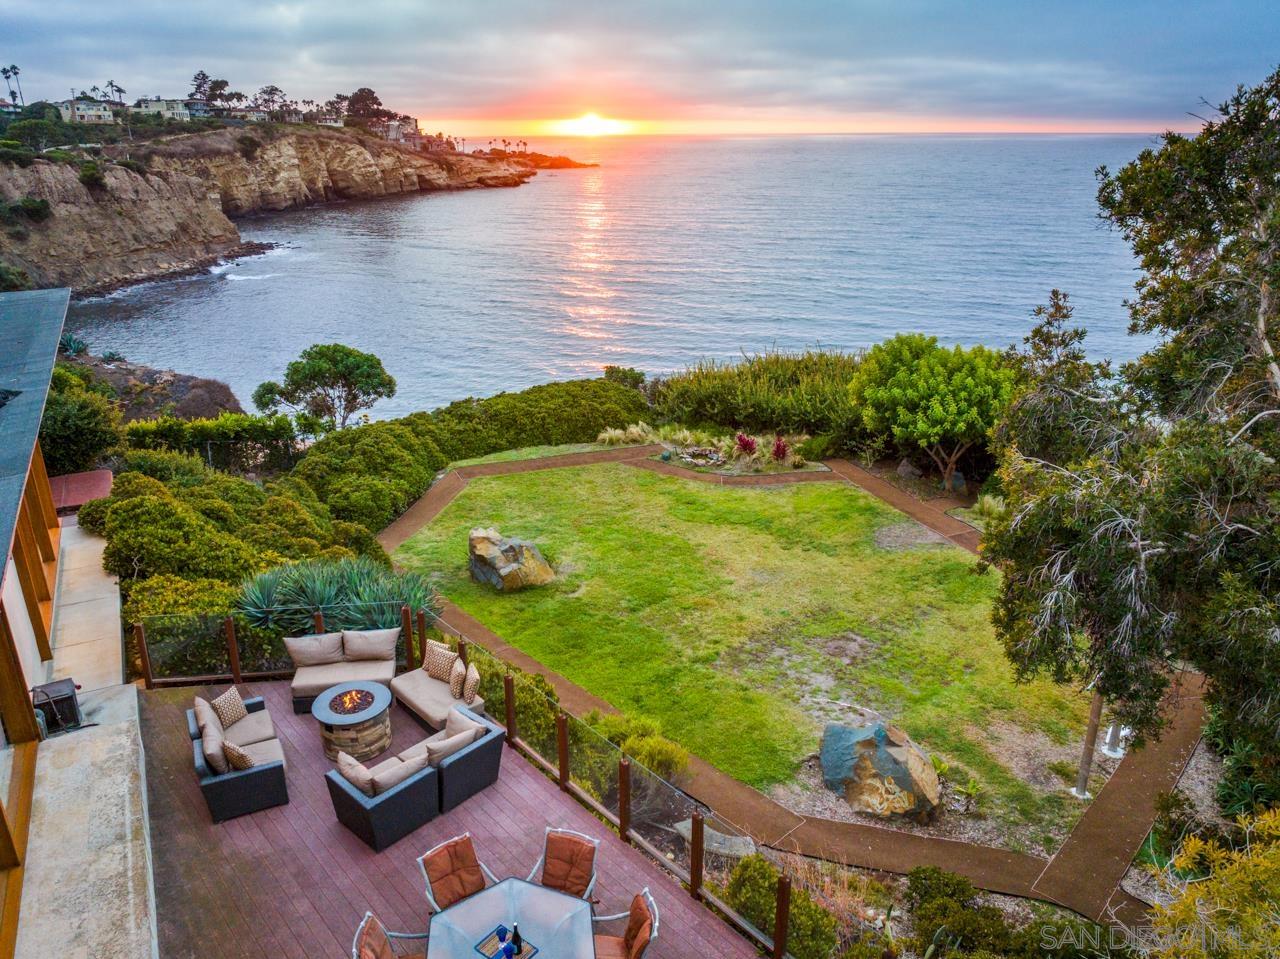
39 367 124 475
190 70 211 99
983 68 1280 771
253 344 396 428
7 65 23 106
345 87 388 119
255 84 286 112
6 118 57 150
848 333 1016 490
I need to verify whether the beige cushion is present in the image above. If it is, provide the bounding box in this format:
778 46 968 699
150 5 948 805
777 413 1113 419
343 628 399 662
223 708 275 747
445 707 485 742
337 751 374 796
423 640 457 682
391 669 485 728
193 696 222 735
284 632 344 667
372 752 430 795
241 737 285 769
223 741 254 770
449 656 466 699
398 731 449 764
463 663 481 705
291 659 396 698
210 686 248 728
201 723 228 775
427 731 477 765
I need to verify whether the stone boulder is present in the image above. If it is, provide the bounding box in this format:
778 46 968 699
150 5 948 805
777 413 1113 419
819 722 940 823
896 458 923 480
468 528 554 592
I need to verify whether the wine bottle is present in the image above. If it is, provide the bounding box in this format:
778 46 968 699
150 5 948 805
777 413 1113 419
511 924 523 955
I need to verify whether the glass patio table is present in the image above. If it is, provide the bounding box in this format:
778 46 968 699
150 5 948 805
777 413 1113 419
428 878 594 959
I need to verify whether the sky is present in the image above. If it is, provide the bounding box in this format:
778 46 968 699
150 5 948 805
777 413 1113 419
4 0 1278 136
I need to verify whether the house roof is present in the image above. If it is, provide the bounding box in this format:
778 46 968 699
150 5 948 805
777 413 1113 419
0 288 69 579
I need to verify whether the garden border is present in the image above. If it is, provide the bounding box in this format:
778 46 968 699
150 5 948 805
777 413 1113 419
379 445 1205 930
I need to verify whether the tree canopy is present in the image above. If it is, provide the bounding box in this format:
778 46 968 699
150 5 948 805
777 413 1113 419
253 343 396 429
982 68 1280 775
849 333 1016 490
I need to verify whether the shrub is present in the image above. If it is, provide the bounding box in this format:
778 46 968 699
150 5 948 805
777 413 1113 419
119 449 209 484
236 135 261 160
78 161 106 189
586 712 689 781
770 435 790 463
603 365 645 390
735 432 758 456
724 855 838 959
115 158 146 175
122 575 240 626
912 897 1015 955
10 196 51 222
0 262 33 291
905 866 975 911
102 495 264 583
0 147 36 168
38 370 123 475
58 332 89 356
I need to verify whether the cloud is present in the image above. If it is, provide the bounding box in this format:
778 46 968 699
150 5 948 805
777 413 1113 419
5 0 1276 131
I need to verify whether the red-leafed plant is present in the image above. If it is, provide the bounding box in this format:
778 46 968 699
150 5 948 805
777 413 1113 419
771 435 790 463
735 433 758 455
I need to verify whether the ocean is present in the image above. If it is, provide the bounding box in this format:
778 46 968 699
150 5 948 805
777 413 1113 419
66 134 1155 417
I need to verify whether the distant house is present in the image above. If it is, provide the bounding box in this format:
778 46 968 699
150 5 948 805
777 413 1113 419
55 99 116 124
222 108 269 123
279 109 304 124
130 97 190 121
375 118 422 145
0 99 19 117
184 98 212 118
315 115 345 128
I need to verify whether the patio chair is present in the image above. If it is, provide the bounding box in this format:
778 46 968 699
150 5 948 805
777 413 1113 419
351 911 428 959
592 888 659 959
416 832 499 912
526 826 600 899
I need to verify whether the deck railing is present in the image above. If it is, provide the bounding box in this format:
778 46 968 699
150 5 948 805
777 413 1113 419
134 605 797 958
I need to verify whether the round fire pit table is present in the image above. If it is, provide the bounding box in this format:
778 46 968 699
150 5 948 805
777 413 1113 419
311 681 393 762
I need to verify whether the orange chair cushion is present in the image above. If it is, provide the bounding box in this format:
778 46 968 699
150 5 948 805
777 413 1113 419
624 893 654 958
594 935 628 959
425 836 485 909
354 917 395 959
627 919 652 959
539 832 596 898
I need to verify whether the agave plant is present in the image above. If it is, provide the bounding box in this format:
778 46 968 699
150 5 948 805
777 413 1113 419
58 332 89 356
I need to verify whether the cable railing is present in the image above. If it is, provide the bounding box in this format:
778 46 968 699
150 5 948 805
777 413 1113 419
133 604 798 958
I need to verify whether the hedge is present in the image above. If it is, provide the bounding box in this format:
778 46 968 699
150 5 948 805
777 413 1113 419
724 855 838 959
124 412 301 474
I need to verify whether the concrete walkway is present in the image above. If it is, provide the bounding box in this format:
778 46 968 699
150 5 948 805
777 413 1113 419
384 446 1204 928
49 516 124 693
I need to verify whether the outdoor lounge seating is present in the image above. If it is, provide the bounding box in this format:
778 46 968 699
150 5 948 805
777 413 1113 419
593 888 659 959
351 911 429 959
326 750 440 852
287 628 399 713
527 826 600 899
417 832 499 912
391 639 485 728
186 693 289 822
426 706 503 812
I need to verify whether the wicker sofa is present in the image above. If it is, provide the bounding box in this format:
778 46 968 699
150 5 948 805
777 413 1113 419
186 695 289 822
390 640 485 728
325 706 502 849
287 628 399 713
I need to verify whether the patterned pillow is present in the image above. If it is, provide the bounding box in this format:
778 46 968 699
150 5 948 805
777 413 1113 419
423 640 458 682
210 686 248 728
223 741 255 771
463 663 481 705
449 656 466 699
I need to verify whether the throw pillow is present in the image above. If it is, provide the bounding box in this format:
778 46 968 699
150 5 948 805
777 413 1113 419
337 751 375 797
193 696 223 735
372 753 430 795
444 707 484 743
342 628 399 662
210 686 248 728
423 639 458 682
449 656 466 699
284 632 344 667
201 723 228 775
463 663 481 705
426 730 476 765
223 741 255 771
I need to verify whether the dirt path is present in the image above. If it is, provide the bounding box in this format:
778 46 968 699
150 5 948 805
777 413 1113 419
382 446 1205 929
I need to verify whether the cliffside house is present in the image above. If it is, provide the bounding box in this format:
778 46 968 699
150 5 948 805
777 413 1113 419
130 97 190 121
183 97 212 118
54 99 115 124
0 100 18 117
316 115 345 128
220 107 268 123
280 109 304 124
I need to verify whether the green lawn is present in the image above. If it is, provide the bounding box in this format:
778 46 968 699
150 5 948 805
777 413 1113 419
395 463 1090 840
449 443 611 468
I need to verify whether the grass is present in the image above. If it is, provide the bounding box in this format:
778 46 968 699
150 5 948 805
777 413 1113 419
395 463 1091 839
449 443 610 468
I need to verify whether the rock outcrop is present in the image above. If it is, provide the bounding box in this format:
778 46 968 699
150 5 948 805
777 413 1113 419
132 127 536 216
820 722 940 823
0 159 240 291
468 528 555 591
67 353 243 421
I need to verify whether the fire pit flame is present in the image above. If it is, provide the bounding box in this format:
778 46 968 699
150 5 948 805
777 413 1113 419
330 688 375 716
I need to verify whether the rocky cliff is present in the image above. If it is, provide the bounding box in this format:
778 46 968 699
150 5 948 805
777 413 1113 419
128 126 536 216
0 127 538 291
0 159 241 291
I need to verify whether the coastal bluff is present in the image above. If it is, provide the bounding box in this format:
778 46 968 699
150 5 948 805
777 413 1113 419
0 126 537 291
132 126 537 216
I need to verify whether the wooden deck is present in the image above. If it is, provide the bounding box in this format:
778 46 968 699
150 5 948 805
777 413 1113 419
140 681 756 959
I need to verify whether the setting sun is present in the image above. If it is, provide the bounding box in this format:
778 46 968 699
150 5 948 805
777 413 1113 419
548 112 633 136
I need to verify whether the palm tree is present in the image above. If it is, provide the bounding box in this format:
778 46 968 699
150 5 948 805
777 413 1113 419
89 84 103 100
7 65 23 106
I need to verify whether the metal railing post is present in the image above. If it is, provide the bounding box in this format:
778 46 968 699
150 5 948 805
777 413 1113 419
556 712 570 791
772 874 791 959
503 674 517 745
401 605 415 669
223 616 242 685
134 623 154 690
618 758 632 844
458 637 469 668
312 611 325 633
689 810 704 901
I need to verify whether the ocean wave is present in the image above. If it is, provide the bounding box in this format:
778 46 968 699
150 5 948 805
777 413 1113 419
225 273 281 281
